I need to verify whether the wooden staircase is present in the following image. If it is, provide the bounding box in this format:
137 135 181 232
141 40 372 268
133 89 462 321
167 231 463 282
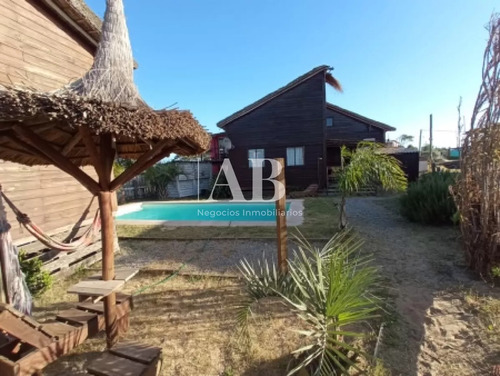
0 294 133 376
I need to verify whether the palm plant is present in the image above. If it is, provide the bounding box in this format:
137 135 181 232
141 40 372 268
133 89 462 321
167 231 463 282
338 142 407 228
237 230 381 375
143 162 181 199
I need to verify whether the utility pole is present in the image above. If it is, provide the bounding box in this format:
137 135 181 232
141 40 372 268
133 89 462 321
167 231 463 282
430 114 435 172
418 129 423 156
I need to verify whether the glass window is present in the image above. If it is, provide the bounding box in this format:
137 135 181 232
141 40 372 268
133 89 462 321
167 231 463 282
326 117 333 127
248 148 265 167
286 147 304 166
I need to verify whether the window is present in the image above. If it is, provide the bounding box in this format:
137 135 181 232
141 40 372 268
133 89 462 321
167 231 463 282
286 147 304 166
326 117 333 127
248 148 265 167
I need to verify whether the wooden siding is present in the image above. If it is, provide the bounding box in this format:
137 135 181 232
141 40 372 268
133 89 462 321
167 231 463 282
325 107 386 144
223 71 326 190
0 0 94 90
0 0 98 241
0 161 99 241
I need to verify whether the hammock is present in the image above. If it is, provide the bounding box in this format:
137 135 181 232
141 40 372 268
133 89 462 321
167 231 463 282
0 186 101 252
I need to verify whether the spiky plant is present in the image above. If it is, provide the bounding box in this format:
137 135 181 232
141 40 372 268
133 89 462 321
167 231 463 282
237 230 381 375
338 142 408 228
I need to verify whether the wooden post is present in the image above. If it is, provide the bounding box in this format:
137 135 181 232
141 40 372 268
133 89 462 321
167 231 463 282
98 191 118 348
275 158 288 274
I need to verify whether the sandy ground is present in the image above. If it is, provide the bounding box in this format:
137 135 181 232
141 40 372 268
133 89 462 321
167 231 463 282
347 196 500 376
36 196 500 375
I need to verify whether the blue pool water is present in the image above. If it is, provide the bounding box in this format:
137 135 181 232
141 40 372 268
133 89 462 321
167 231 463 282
116 201 293 222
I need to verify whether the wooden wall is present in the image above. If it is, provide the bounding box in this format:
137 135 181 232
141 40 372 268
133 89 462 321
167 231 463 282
0 161 99 241
223 71 326 190
0 0 94 90
0 0 98 241
325 108 386 144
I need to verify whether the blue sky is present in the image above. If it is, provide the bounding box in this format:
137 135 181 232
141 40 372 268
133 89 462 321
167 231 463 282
87 0 496 147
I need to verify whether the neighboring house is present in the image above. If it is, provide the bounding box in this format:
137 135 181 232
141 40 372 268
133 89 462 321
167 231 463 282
0 0 103 240
216 65 396 190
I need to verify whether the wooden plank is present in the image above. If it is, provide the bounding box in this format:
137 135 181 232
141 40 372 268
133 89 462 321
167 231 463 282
275 158 288 274
88 269 139 282
110 341 161 365
88 352 148 376
67 280 124 297
0 310 52 349
0 0 94 62
0 354 17 376
76 301 105 315
39 322 77 339
15 324 89 376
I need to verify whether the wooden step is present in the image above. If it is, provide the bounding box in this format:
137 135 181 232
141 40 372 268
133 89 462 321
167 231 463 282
55 309 101 337
88 352 148 376
110 341 161 365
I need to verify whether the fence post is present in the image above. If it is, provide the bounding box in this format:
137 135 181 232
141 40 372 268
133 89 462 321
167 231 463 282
275 158 288 274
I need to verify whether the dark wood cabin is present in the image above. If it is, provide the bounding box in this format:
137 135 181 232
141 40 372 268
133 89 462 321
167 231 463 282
216 65 397 190
0 0 102 240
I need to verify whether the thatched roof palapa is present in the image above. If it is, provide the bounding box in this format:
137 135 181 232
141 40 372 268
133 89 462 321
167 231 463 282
0 0 210 168
0 0 211 348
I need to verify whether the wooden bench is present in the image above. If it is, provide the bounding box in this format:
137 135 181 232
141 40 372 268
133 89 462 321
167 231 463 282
87 341 162 376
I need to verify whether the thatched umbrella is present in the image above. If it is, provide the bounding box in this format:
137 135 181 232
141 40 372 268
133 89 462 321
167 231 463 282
0 0 210 347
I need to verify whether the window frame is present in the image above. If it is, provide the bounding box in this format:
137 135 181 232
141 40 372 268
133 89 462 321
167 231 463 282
326 117 334 127
286 146 305 167
248 148 265 168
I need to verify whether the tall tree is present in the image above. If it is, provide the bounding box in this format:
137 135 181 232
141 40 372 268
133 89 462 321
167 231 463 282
398 134 414 147
338 142 408 228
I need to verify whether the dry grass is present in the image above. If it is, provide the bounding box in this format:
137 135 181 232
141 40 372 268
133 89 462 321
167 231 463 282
35 270 305 376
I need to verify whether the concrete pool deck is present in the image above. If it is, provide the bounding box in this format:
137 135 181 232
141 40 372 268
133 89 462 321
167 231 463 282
115 199 304 227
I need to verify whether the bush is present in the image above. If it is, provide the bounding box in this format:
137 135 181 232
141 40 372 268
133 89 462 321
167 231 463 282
400 172 459 225
19 251 53 297
238 230 381 375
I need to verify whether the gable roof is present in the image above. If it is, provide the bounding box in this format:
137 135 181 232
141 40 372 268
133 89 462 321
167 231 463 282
217 65 331 128
326 103 396 132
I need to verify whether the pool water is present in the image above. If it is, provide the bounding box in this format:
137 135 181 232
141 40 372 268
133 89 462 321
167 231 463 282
116 201 293 222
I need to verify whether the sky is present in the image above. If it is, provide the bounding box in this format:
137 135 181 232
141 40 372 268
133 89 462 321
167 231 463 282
86 0 497 148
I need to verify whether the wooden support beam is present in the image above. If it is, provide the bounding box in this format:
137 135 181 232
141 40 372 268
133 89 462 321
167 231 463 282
12 125 100 195
62 133 83 156
4 133 52 163
101 134 116 187
98 191 118 349
275 158 288 274
79 126 107 186
109 139 173 191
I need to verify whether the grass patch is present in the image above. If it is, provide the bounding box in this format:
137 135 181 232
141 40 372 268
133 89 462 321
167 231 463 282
464 290 500 342
36 272 304 376
117 197 339 240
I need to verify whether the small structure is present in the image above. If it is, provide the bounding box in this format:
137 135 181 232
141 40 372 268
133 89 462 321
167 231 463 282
0 0 210 352
216 66 396 189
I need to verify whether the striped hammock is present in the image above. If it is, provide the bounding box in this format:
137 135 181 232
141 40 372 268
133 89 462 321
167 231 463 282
0 188 101 252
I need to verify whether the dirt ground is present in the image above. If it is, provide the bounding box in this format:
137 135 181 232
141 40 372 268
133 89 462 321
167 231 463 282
348 196 500 376
36 196 500 375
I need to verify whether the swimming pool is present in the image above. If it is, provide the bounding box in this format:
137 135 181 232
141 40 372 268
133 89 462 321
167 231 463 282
115 200 304 226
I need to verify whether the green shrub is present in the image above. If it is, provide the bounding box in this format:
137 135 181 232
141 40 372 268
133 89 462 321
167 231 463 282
238 230 381 375
19 251 53 297
400 172 459 225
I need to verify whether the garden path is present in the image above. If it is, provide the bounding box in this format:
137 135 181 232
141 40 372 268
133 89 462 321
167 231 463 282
346 196 499 376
